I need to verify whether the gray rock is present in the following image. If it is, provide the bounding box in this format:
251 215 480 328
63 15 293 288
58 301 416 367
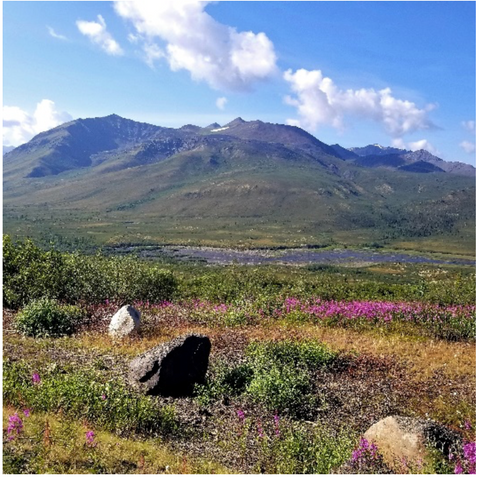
363 415 461 471
108 305 141 338
129 334 211 396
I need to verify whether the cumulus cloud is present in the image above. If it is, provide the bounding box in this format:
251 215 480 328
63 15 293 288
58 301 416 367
283 68 436 138
47 26 68 41
461 120 475 134
460 140 476 154
113 0 277 91
76 14 124 56
3 100 72 147
216 97 227 110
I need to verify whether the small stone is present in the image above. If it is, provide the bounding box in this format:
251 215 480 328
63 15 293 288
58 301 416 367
108 305 141 338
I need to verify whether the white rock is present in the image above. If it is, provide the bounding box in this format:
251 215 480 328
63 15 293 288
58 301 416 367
108 305 141 338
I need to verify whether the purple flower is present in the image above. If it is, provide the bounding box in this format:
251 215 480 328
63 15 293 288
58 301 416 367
32 373 40 384
237 409 245 422
465 420 472 430
464 442 476 466
455 463 464 474
85 430 96 447
23 408 31 417
7 413 23 440
101 394 106 400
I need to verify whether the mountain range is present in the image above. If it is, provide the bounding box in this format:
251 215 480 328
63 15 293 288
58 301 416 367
3 115 475 252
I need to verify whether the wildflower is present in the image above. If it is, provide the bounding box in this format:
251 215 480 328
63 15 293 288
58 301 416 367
237 409 245 422
101 394 106 400
463 442 476 472
85 430 96 447
23 408 31 418
465 420 472 430
32 372 40 384
7 413 23 440
454 463 464 474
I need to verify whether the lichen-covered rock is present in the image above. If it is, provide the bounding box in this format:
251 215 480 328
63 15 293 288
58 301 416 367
363 415 461 471
129 334 211 396
108 305 141 338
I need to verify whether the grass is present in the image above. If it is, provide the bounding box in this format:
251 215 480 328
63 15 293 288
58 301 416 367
3 406 230 474
2 238 476 473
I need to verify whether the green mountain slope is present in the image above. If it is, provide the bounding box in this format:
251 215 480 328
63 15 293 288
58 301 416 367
3 115 475 253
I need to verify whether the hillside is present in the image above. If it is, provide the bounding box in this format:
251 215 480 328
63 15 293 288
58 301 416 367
3 115 475 253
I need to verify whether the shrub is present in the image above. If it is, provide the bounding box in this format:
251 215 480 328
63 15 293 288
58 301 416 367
246 364 313 414
194 361 254 406
3 235 178 308
244 340 336 415
14 299 84 338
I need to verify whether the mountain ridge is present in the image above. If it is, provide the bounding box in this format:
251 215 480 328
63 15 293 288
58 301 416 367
3 114 475 252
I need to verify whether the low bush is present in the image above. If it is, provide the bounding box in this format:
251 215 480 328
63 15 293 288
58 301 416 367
196 340 337 417
245 340 336 415
3 235 177 309
14 299 84 338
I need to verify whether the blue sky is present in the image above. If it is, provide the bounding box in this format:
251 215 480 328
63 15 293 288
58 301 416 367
3 1 476 165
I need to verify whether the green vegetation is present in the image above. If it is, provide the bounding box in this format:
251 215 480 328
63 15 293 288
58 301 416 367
3 235 475 473
3 359 178 437
14 299 84 338
3 235 176 309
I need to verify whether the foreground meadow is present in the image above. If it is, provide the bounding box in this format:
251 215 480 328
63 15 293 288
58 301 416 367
2 237 476 473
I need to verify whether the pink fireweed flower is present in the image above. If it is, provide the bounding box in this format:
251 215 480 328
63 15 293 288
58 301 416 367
32 373 40 384
237 409 245 422
101 394 106 400
23 408 31 418
465 420 472 430
85 430 96 447
7 413 23 440
463 442 476 472
454 463 464 474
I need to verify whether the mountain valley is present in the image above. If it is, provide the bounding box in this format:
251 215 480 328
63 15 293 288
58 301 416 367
3 115 475 255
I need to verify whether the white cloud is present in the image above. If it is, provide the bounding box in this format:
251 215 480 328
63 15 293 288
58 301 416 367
393 138 440 155
216 97 227 110
3 100 72 147
113 0 277 91
460 140 476 154
76 14 124 56
142 42 165 68
283 68 436 138
47 26 68 41
461 120 475 134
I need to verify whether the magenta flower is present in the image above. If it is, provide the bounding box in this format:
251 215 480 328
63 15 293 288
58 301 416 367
85 430 96 447
101 394 106 400
23 408 31 417
7 413 23 440
237 409 245 422
465 420 472 430
32 372 40 384
455 463 464 474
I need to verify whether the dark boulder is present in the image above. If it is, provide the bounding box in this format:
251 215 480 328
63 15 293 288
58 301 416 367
129 334 211 396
